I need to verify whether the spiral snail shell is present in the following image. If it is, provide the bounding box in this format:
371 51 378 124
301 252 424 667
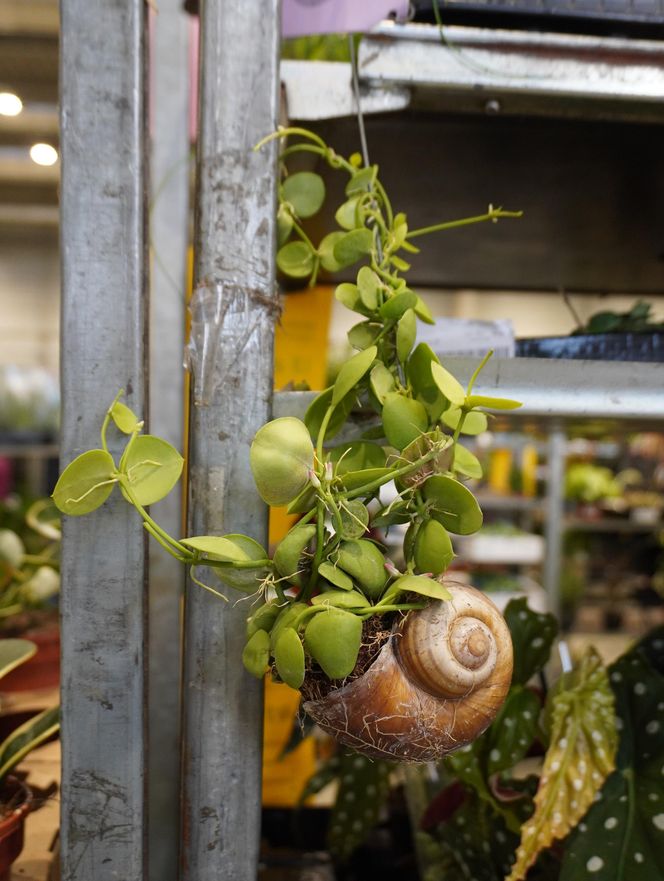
303 584 513 762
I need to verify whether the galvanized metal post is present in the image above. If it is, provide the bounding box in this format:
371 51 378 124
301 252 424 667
543 423 567 619
181 2 280 879
59 0 149 879
149 2 190 879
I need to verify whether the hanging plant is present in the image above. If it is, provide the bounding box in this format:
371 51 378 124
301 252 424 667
52 128 524 761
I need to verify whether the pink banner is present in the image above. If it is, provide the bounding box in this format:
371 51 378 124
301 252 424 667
282 0 410 37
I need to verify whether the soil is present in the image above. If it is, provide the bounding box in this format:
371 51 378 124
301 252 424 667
299 612 398 704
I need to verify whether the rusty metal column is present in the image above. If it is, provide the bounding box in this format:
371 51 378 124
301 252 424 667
59 0 149 879
181 2 280 880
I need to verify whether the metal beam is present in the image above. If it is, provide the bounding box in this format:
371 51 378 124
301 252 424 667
59 0 148 879
148 2 190 879
181 1 280 879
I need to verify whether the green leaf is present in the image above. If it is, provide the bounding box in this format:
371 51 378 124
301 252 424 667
282 171 325 219
381 392 428 451
0 705 60 784
332 346 377 406
311 589 369 609
329 441 385 474
335 195 361 230
286 484 317 515
390 574 452 601
506 648 618 881
441 406 488 436
335 539 387 599
423 475 483 535
357 266 381 310
304 386 354 442
379 289 417 320
318 231 346 273
277 241 315 278
347 321 381 351
431 362 466 407
183 534 268 592
52 449 117 515
339 467 392 492
504 598 558 685
122 435 184 506
246 601 282 639
274 627 306 690
333 229 374 267
414 296 435 324
270 602 308 650
0 639 37 680
110 400 140 434
396 308 417 363
345 165 376 196
317 561 354 591
242 629 271 678
466 394 522 411
327 753 392 861
277 203 293 247
390 254 410 272
250 416 314 507
339 499 369 539
414 519 454 575
334 282 367 315
407 343 440 395
273 523 316 585
304 607 362 679
298 754 342 804
369 362 396 405
485 687 541 775
453 444 483 479
560 650 664 881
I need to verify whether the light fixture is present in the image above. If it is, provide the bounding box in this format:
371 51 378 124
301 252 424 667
0 92 22 117
29 143 58 167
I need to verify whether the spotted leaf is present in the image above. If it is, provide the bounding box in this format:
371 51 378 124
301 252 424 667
327 752 392 861
504 598 558 686
506 647 618 881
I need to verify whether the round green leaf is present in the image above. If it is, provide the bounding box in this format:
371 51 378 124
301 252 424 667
334 282 363 313
357 266 380 310
335 195 361 230
242 629 271 679
277 203 294 247
329 441 385 474
274 627 305 689
396 308 417 363
381 392 428 451
122 435 184 506
246 601 282 639
277 241 315 278
304 608 362 679
52 449 117 516
183 533 268 592
424 474 483 535
407 343 440 395
441 406 488 435
250 417 314 507
345 166 375 196
389 574 452 601
370 362 396 405
336 539 386 599
414 518 454 575
453 444 483 479
431 362 466 407
332 346 377 406
333 229 374 268
347 321 381 351
311 589 369 609
318 231 346 273
282 171 325 219
379 289 417 320
317 562 354 591
339 500 369 539
270 602 308 651
273 524 316 585
110 400 140 434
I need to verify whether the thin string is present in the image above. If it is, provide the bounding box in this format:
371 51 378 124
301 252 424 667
348 35 371 169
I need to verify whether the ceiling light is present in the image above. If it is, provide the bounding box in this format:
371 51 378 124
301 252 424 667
0 92 22 117
30 143 58 167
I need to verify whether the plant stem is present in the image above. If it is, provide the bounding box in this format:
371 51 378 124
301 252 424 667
121 480 193 560
254 126 327 151
302 500 326 602
406 208 522 240
467 349 493 395
316 404 335 465
100 389 125 453
449 414 467 475
343 447 442 501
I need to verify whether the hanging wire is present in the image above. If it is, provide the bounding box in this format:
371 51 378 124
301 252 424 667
348 35 371 169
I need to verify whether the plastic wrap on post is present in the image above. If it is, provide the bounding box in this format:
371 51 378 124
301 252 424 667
186 280 282 407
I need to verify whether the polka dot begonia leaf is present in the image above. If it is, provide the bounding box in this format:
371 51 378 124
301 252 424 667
506 647 617 881
559 648 664 881
503 598 558 687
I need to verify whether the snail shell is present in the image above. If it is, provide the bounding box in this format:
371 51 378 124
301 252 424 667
302 584 513 762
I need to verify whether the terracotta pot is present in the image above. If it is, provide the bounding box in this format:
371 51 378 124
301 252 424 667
0 777 32 881
1 625 60 692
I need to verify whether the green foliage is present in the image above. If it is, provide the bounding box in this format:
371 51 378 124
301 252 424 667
52 129 523 697
572 300 664 335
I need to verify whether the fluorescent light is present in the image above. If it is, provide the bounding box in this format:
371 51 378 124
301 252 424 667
29 143 58 167
0 92 22 117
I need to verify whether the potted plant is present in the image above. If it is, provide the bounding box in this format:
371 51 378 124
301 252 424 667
0 638 59 880
52 128 524 762
0 500 60 692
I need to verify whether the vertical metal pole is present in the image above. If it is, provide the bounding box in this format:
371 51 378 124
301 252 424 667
181 2 280 879
149 3 190 880
543 423 567 620
59 0 148 879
